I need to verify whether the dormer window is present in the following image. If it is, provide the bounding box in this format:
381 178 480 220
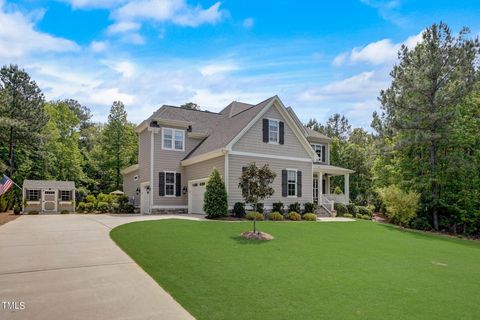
268 119 279 143
311 143 327 162
162 128 185 151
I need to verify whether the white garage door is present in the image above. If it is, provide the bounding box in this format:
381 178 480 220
189 179 207 214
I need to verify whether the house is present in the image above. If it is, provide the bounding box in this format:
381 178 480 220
121 96 353 215
23 180 76 213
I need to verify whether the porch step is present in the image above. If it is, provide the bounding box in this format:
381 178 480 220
315 206 335 217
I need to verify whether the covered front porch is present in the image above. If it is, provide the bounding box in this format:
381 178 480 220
312 164 354 213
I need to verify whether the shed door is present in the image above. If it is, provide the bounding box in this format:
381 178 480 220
42 190 57 212
188 180 207 214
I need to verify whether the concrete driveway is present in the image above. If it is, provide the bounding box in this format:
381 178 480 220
0 214 201 320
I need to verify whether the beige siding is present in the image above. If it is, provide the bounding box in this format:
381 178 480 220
123 169 140 207
185 155 224 182
58 202 75 212
228 154 313 209
138 130 151 184
232 105 311 158
24 202 41 213
307 139 330 164
151 126 203 206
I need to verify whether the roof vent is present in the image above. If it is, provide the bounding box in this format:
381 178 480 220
187 125 192 132
150 120 160 128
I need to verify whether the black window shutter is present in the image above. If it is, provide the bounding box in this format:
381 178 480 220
297 171 302 197
322 145 326 163
262 119 269 143
282 169 288 197
159 172 165 196
279 121 285 145
175 173 181 197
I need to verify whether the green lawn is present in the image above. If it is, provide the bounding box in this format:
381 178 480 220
110 220 480 320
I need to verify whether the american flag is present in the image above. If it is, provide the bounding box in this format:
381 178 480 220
0 175 14 196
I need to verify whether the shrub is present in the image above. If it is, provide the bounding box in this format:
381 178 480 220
246 211 263 221
255 203 264 213
28 210 39 215
411 216 431 230
378 185 419 227
13 205 21 215
97 201 110 213
334 203 348 216
97 193 111 204
334 186 343 195
111 203 120 213
304 202 316 214
233 202 246 217
267 212 284 221
85 194 97 204
204 168 228 218
343 213 353 218
347 204 358 216
272 202 284 214
303 213 317 221
60 210 70 214
289 202 301 213
361 214 371 220
357 206 372 217
84 202 95 213
76 202 86 213
287 212 301 221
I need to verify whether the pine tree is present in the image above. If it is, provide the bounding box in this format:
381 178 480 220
203 168 228 218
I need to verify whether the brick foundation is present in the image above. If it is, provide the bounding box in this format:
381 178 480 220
150 208 188 215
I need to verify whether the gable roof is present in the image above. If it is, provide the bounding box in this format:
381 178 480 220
220 101 254 118
185 96 276 160
305 127 332 141
23 180 75 189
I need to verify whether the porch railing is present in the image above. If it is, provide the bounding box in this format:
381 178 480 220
320 195 334 212
323 194 347 205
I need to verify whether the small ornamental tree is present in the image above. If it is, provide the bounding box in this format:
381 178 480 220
238 162 276 232
203 168 228 218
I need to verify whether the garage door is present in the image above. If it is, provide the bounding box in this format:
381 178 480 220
189 180 207 214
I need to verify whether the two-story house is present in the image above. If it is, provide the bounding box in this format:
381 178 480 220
121 96 353 215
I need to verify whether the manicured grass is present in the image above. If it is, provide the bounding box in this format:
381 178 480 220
111 220 480 320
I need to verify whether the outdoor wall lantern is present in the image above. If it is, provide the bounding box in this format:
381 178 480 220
182 186 188 195
146 186 150 194
135 187 140 195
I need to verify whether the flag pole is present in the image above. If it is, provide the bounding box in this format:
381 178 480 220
3 174 22 191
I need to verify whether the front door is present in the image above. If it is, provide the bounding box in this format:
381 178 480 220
140 183 150 214
42 190 57 212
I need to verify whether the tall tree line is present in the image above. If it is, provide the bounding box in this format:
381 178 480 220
309 22 480 235
0 64 138 206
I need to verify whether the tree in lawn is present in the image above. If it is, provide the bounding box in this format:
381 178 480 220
100 101 138 191
0 65 46 179
203 168 228 218
376 22 479 230
238 162 276 233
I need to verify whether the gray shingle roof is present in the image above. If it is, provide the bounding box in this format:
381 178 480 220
220 101 254 118
23 180 75 190
305 128 332 141
185 96 276 159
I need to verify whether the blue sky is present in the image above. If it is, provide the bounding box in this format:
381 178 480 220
1 0 479 127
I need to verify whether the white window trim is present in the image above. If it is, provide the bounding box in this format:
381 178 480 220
311 143 324 160
27 189 40 201
267 118 280 144
60 190 72 201
286 168 298 198
164 171 176 197
162 128 185 151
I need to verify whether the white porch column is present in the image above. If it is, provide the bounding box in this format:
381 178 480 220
318 172 323 204
344 174 350 205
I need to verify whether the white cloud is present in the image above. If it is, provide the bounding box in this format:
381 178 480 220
0 2 79 60
110 0 225 30
89 40 108 52
103 60 136 77
107 21 140 34
64 0 127 9
199 62 238 76
242 17 254 28
333 31 423 66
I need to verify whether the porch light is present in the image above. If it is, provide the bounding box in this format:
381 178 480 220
182 186 188 195
146 186 150 194
136 187 140 195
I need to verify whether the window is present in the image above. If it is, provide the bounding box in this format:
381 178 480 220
27 190 40 201
268 119 279 143
311 144 322 158
162 128 184 151
60 190 71 201
287 170 297 197
165 172 175 196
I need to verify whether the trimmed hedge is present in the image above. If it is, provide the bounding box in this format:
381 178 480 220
304 202 316 214
289 202 301 213
287 212 302 221
233 202 246 217
303 213 317 221
272 202 284 214
267 212 284 221
347 204 358 216
334 203 348 216
246 211 263 221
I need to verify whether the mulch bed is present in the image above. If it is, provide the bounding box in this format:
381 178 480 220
240 231 274 240
0 211 20 226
